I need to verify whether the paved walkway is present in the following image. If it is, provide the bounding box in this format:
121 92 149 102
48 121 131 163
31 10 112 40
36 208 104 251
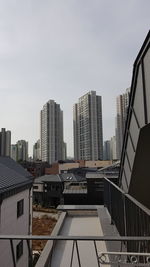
51 215 110 267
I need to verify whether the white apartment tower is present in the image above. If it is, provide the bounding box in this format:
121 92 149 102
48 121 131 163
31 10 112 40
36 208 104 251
116 88 130 159
41 100 64 164
73 91 103 160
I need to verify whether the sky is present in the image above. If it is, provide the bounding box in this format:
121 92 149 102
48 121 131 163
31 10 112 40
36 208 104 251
0 0 149 157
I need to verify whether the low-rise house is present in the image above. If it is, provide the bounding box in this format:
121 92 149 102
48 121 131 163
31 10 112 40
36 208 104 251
33 173 86 207
0 157 33 267
33 174 63 207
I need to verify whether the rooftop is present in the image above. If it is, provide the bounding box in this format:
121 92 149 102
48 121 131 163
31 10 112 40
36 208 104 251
0 157 33 195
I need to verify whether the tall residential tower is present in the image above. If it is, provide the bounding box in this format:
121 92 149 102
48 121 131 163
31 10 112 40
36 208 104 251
73 91 103 160
116 88 130 159
41 100 64 164
11 140 28 161
0 128 11 157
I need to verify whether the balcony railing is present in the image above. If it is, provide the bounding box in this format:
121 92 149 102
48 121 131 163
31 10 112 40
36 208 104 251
104 177 150 254
0 235 150 266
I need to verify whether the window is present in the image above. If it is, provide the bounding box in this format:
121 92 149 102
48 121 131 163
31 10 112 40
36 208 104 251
33 185 38 189
17 199 24 218
16 240 23 260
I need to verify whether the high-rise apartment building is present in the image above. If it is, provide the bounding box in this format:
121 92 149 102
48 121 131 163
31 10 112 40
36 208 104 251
11 144 17 161
11 140 28 161
41 100 64 164
0 128 11 156
103 137 117 161
73 91 103 160
33 139 41 161
110 136 117 160
103 140 111 160
116 88 130 159
62 142 67 161
17 140 28 161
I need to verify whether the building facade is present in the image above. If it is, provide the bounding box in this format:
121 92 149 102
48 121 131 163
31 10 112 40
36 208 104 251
33 139 41 161
41 100 64 164
0 157 33 267
62 142 67 161
0 128 11 156
103 140 111 160
11 144 18 161
11 140 28 162
116 88 130 159
110 136 117 160
73 91 103 160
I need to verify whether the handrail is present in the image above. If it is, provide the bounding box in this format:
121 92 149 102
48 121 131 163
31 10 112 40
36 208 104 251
104 177 150 216
0 235 150 241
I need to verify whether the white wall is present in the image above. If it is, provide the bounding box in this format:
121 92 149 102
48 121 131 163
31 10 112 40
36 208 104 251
0 188 31 267
33 183 44 192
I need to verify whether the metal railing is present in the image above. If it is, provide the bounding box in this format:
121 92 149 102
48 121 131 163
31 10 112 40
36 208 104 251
104 177 150 255
1 235 150 266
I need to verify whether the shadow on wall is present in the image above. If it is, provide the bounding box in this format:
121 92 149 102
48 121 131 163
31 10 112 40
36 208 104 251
129 124 150 209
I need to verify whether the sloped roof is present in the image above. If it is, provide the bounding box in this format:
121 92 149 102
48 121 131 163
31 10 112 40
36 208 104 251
0 157 32 178
34 174 61 183
0 158 33 195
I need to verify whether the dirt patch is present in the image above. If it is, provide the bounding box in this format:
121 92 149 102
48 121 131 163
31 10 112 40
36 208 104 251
32 215 57 251
33 204 58 213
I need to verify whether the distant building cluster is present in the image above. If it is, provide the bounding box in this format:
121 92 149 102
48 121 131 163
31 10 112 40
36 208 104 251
0 89 129 164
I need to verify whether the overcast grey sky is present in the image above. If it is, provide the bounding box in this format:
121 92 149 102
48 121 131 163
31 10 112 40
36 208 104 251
0 0 149 157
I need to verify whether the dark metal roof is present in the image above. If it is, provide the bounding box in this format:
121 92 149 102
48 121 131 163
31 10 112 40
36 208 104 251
34 174 61 183
60 173 85 182
0 160 33 194
0 157 32 178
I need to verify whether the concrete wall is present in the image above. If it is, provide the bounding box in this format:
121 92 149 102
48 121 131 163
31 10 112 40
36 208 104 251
33 183 44 192
59 163 79 173
85 160 112 168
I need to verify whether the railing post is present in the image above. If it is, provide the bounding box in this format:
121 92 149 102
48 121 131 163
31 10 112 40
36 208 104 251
123 193 127 237
94 240 101 267
109 183 113 225
75 241 81 267
10 239 16 267
26 239 33 267
70 240 75 267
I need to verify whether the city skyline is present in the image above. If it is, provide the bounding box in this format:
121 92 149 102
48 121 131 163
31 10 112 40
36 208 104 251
0 1 149 156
